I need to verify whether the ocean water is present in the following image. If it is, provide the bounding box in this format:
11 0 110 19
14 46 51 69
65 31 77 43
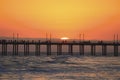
0 55 120 80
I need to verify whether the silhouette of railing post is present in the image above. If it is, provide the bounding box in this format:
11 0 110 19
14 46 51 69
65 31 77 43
102 45 107 56
91 45 96 56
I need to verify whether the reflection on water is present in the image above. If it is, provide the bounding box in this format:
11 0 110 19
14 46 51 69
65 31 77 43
0 55 120 80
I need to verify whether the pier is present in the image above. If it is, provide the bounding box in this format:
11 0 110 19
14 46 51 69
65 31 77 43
0 40 120 56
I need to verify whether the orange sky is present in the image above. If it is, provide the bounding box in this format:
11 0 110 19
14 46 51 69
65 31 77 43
0 0 120 40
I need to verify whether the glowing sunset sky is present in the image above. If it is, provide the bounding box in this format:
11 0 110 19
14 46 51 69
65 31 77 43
0 0 120 40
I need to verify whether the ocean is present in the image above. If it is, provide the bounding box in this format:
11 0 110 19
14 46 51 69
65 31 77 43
0 55 120 80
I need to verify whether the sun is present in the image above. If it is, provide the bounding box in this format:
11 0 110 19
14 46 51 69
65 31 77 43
60 37 69 40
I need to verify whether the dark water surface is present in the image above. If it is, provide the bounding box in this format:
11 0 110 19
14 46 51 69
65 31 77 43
0 55 120 80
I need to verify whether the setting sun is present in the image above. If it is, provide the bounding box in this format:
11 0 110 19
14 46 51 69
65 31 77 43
60 37 69 40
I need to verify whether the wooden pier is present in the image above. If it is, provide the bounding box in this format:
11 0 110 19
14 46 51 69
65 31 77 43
0 39 120 56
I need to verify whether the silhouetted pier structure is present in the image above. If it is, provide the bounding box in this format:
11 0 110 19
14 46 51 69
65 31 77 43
0 40 120 56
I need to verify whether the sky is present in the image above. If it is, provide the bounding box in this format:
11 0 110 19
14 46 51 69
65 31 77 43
0 0 120 40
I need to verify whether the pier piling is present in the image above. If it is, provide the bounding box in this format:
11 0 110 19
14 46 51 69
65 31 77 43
69 45 73 55
91 45 96 56
114 45 118 56
102 45 107 56
2 41 7 56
